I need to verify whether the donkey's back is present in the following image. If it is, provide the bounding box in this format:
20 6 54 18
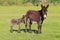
26 10 41 22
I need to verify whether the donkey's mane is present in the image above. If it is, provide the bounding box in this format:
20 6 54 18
38 10 44 20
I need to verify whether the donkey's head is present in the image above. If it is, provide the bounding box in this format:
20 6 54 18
41 4 49 19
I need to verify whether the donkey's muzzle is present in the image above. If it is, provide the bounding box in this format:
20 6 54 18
44 15 47 19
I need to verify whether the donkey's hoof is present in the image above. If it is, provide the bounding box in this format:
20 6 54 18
38 32 42 34
18 31 20 33
18 30 20 33
10 30 13 33
29 31 32 33
24 30 27 33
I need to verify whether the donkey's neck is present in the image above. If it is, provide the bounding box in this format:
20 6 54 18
38 9 44 20
38 9 43 16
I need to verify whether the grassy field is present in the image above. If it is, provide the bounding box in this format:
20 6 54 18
0 6 60 40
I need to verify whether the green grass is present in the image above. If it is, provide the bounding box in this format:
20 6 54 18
0 6 60 40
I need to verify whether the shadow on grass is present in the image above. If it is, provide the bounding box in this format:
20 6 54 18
13 29 38 34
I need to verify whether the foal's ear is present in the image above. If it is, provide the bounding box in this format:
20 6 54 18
46 4 49 8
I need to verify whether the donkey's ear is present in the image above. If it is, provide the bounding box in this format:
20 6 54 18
41 4 43 8
46 4 49 8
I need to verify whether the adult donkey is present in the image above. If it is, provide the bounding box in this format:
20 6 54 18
24 4 49 33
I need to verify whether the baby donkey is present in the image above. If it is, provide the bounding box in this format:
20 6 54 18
10 16 25 33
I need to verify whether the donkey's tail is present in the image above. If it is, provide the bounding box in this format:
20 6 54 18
22 15 26 19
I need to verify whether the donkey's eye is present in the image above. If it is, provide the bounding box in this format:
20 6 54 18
46 10 48 11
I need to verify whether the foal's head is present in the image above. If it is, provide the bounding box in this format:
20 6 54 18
41 4 49 19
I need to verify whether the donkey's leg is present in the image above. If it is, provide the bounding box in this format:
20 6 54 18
41 19 44 24
10 23 14 33
29 20 32 33
38 21 42 34
17 24 20 33
25 18 28 32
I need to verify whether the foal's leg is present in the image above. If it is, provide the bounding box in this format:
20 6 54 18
29 20 32 33
10 23 14 33
17 24 20 33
